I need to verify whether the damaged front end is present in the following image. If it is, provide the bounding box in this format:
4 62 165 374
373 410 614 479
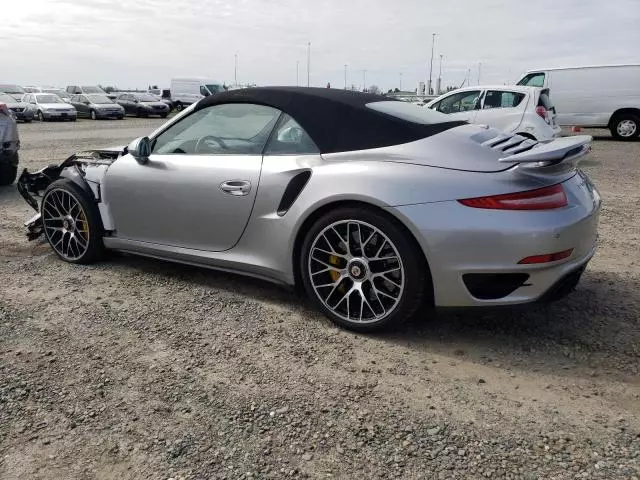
17 147 124 240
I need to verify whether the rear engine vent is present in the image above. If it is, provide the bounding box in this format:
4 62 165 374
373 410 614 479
475 131 539 158
462 273 530 300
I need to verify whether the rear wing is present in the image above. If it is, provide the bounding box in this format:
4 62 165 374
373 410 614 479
498 135 591 165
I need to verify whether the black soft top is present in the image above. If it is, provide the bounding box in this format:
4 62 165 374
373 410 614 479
195 87 463 154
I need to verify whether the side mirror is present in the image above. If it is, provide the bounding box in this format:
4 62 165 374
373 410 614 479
128 136 151 164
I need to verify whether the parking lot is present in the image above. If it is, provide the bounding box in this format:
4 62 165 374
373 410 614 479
1 120 639 479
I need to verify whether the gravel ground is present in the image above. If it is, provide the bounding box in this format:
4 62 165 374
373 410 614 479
1 120 639 479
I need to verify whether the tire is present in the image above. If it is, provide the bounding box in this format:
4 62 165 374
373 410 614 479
175 102 183 112
90 110 97 120
41 179 105 264
71 117 77 122
118 116 124 120
24 119 32 124
161 113 168 118
610 114 640 141
0 163 18 186
38 111 46 122
300 206 429 332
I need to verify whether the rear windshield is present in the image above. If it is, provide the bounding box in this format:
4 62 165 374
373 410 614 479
366 101 452 124
82 86 105 94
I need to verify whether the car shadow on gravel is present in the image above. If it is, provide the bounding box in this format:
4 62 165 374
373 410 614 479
383 269 640 379
108 254 639 379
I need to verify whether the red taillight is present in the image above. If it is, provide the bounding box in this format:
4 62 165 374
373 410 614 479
458 184 568 210
535 105 548 120
518 248 573 264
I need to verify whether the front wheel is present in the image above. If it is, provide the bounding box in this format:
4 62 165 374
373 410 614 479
611 114 639 141
174 102 183 112
300 207 429 332
41 179 105 264
38 111 46 122
0 163 18 186
90 110 97 120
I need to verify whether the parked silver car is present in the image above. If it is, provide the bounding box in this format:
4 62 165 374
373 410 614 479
0 102 19 185
23 93 77 122
17 88 600 331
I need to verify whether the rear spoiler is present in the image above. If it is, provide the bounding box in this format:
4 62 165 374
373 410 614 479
498 135 591 165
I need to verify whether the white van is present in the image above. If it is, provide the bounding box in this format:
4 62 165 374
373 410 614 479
517 64 640 140
169 78 225 111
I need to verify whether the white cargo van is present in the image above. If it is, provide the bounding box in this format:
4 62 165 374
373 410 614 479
169 78 225 111
517 64 640 140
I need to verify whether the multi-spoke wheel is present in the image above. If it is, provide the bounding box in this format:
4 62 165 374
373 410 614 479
301 207 429 331
41 179 104 264
611 114 640 141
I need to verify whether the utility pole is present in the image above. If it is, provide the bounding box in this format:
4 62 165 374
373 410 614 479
234 53 238 86
399 72 403 91
307 42 311 87
344 64 348 90
296 60 299 86
436 54 443 95
478 62 482 85
428 32 436 95
362 69 367 91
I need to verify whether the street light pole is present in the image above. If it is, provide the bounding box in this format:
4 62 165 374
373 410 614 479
399 72 403 91
344 64 348 90
234 53 238 87
307 42 311 87
428 32 436 95
362 70 367 91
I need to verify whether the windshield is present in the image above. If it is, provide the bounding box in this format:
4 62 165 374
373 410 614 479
36 95 64 103
366 101 452 124
135 93 159 102
82 86 105 94
206 84 224 95
0 84 25 94
0 93 17 103
87 94 113 104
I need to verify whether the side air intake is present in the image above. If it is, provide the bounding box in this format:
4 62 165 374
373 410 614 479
277 170 312 216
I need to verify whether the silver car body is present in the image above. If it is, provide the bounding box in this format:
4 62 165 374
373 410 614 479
18 88 600 311
26 93 77 120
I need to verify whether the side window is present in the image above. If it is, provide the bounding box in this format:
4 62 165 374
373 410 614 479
437 91 481 114
518 73 545 87
152 103 281 155
264 114 319 155
200 85 210 96
483 91 526 109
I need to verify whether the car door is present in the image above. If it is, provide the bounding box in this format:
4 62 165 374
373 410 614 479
103 103 282 251
117 94 129 113
474 90 527 132
430 90 481 122
74 95 88 117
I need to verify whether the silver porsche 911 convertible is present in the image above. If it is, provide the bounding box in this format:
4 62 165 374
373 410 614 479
18 87 601 331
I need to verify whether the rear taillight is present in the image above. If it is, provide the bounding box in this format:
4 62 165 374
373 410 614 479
458 184 568 210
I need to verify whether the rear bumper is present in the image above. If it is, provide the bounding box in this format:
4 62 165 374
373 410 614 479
392 173 601 308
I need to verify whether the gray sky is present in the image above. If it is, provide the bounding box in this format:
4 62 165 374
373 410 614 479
3 0 639 91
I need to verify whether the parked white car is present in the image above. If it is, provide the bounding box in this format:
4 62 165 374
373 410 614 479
426 85 561 142
517 64 640 141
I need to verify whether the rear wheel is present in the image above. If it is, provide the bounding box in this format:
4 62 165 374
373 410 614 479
175 102 183 112
611 114 639 141
41 179 105 264
300 206 428 332
90 110 97 120
38 111 46 122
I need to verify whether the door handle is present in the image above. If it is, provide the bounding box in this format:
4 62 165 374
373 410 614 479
219 180 251 196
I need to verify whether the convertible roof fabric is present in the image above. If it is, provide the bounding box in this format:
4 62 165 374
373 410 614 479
195 87 465 154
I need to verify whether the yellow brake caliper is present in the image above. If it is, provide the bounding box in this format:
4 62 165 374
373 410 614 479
77 210 89 240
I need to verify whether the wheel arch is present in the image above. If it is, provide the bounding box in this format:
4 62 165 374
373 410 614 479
608 108 640 127
291 199 434 306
